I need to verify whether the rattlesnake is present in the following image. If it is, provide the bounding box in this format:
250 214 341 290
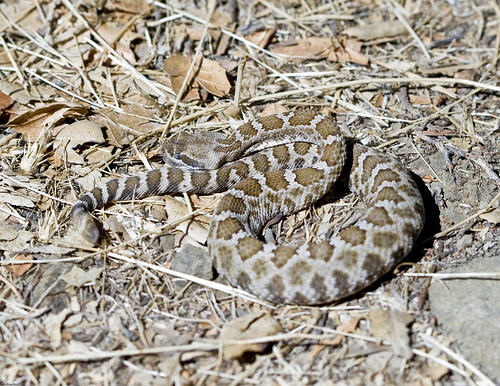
71 111 425 305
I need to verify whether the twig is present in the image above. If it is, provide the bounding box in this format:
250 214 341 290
419 334 496 386
490 0 500 70
433 190 500 239
161 0 216 139
392 7 431 60
0 172 72 205
404 272 500 279
233 56 247 108
246 77 500 103
59 0 166 98
107 252 274 308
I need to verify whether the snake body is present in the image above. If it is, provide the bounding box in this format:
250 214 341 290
71 111 425 305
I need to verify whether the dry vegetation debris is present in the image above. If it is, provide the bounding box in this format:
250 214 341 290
0 0 500 384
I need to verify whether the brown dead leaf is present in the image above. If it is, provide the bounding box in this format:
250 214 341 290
369 306 414 359
260 103 289 116
94 103 160 143
9 103 88 141
421 175 435 183
164 55 231 100
342 20 407 41
246 27 277 48
195 58 231 97
89 114 127 147
327 38 368 65
272 37 333 59
0 192 35 208
53 120 105 164
108 0 149 13
5 254 34 277
272 37 368 65
309 315 363 360
97 22 144 65
0 80 37 105
409 95 432 105
164 55 200 102
163 196 209 244
220 312 283 360
0 89 13 117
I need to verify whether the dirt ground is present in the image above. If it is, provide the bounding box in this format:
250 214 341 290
1 0 500 385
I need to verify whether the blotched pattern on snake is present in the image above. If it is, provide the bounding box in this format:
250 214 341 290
71 111 425 305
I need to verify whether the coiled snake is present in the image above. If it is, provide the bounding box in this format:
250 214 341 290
71 111 425 305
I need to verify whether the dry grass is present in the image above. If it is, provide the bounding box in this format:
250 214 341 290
0 0 499 384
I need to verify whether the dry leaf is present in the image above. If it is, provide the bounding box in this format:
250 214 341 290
97 22 144 65
245 27 277 48
272 37 368 65
163 196 209 244
107 0 149 13
0 224 19 242
43 309 72 349
9 103 88 141
342 21 407 41
327 38 368 65
272 37 334 59
53 120 105 164
0 90 13 118
309 315 362 359
260 103 289 116
195 58 231 97
424 360 450 380
96 103 160 137
0 192 35 208
369 306 414 359
164 55 231 100
220 312 283 360
0 80 33 105
409 95 432 105
62 266 103 288
5 254 34 277
164 55 200 101
480 208 500 225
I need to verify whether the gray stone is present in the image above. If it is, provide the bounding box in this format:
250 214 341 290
171 244 214 280
428 255 500 383
456 234 473 250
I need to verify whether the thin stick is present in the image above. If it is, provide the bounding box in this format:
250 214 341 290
233 56 247 108
433 190 500 239
0 172 72 205
404 272 500 279
246 77 500 103
420 334 496 386
107 252 274 308
410 141 442 183
0 35 24 86
393 7 431 60
153 2 284 62
490 0 500 70
161 0 216 139
24 69 104 109
59 0 166 98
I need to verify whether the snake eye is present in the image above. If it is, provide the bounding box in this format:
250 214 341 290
173 153 182 160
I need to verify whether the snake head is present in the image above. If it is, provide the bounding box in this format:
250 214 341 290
162 131 227 170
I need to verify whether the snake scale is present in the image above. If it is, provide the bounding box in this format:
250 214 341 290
71 111 425 305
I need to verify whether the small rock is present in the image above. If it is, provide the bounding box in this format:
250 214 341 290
456 234 473 249
171 244 214 291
